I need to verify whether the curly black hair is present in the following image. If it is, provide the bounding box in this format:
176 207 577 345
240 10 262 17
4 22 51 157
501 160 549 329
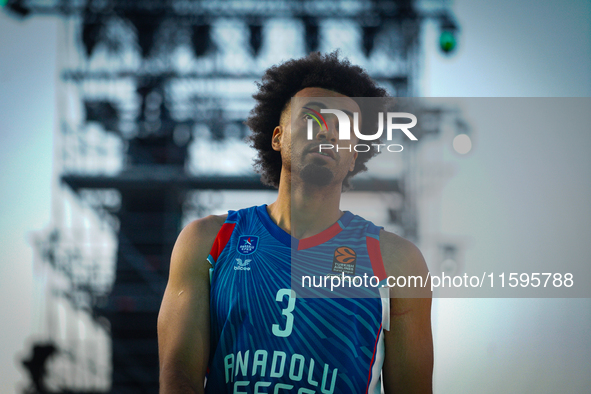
246 51 389 189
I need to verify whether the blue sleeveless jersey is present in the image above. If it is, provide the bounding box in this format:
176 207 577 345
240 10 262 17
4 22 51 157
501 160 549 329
206 205 390 394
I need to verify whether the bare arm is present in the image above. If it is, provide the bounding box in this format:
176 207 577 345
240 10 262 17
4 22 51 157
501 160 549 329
380 231 434 394
158 215 225 394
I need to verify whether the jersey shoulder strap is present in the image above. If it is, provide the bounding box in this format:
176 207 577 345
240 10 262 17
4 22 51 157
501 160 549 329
364 221 390 331
206 210 240 267
365 222 387 281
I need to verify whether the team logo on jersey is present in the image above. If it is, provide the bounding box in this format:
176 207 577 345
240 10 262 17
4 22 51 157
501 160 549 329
237 235 259 255
332 246 357 275
234 258 251 271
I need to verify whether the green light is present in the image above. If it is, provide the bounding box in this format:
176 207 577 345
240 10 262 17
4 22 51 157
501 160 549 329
0 0 8 7
439 30 457 54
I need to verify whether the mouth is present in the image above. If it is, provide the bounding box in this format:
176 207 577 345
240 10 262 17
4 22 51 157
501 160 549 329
308 145 336 160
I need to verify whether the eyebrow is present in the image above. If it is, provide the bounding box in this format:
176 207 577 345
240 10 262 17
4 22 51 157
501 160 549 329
303 101 355 118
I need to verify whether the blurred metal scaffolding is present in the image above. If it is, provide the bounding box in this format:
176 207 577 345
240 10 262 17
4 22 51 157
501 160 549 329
6 0 462 392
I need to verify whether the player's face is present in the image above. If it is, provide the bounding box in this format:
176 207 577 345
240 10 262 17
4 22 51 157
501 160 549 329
273 87 361 187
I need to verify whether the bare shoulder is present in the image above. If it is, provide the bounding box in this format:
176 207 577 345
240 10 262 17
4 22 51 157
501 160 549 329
379 229 431 300
378 229 428 277
176 214 227 250
169 214 228 280
180 213 226 241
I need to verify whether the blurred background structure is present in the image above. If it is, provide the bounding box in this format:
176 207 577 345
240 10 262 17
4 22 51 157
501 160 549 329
4 1 463 392
2 0 591 393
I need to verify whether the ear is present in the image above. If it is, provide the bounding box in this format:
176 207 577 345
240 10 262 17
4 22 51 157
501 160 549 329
349 151 358 172
272 126 282 151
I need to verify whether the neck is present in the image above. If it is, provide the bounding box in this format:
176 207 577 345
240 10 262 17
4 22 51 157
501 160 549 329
267 169 344 239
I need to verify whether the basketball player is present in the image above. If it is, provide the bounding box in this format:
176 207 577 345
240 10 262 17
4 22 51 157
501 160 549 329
158 52 433 393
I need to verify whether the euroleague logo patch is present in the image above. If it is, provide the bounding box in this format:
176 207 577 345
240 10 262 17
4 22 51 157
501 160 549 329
237 235 259 255
332 246 357 275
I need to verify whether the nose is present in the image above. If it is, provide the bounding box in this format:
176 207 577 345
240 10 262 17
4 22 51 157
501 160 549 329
316 117 338 143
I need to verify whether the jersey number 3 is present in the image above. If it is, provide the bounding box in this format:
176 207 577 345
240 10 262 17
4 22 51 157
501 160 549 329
272 288 296 337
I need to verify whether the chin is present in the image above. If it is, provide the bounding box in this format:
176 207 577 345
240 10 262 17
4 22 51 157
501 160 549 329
299 163 334 186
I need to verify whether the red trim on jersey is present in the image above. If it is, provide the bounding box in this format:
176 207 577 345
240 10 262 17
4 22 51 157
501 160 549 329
365 322 383 394
297 221 343 250
209 222 236 262
366 236 387 281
